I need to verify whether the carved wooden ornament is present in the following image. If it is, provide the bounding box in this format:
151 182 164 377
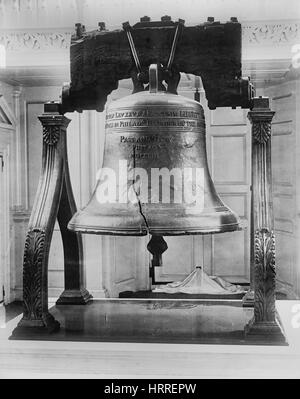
42 126 61 146
254 228 276 322
252 122 272 144
23 229 45 320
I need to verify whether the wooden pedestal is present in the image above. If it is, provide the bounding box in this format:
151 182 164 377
244 97 286 343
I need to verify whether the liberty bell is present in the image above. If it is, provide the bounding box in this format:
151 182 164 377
68 64 241 236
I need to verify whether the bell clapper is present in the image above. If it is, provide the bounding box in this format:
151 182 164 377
147 236 169 286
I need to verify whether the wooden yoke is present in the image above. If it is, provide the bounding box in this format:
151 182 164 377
62 16 254 113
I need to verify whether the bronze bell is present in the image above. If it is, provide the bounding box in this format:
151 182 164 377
68 64 241 236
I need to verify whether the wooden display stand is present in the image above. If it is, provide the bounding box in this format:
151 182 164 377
11 16 286 343
245 97 285 341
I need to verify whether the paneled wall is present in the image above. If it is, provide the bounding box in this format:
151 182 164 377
265 80 300 295
206 102 251 283
0 120 12 304
0 82 18 304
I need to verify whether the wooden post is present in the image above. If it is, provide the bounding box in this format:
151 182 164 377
56 119 92 305
11 103 91 337
242 129 255 307
244 96 286 343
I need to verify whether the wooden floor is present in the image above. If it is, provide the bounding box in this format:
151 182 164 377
0 300 300 379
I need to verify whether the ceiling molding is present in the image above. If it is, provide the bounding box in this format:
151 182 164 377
0 29 72 52
242 21 300 46
0 94 16 126
0 20 299 87
0 19 299 54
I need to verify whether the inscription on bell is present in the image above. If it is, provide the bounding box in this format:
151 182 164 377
105 119 200 129
105 108 204 130
106 109 201 120
120 135 172 144
120 135 169 159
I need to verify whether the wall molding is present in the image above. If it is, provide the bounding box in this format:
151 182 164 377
0 30 72 51
0 130 12 304
0 20 299 53
242 21 300 46
0 95 16 126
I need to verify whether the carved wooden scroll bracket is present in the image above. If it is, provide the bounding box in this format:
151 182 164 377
11 103 91 337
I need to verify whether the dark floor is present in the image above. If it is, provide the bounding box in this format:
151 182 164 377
4 301 23 323
8 298 264 345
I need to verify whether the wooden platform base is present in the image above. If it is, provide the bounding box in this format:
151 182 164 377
56 288 93 305
11 312 60 338
119 290 246 300
244 317 287 343
10 299 287 345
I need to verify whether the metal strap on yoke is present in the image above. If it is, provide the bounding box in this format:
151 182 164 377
166 19 185 71
123 21 142 74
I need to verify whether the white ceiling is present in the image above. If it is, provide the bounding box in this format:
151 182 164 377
0 0 299 30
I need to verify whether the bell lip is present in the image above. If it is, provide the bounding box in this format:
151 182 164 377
148 222 244 236
67 221 245 236
67 223 148 236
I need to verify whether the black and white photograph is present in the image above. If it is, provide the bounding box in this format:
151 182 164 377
0 0 300 383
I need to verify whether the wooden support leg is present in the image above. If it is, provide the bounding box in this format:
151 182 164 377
11 103 90 337
12 105 68 336
244 97 286 343
56 129 92 305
